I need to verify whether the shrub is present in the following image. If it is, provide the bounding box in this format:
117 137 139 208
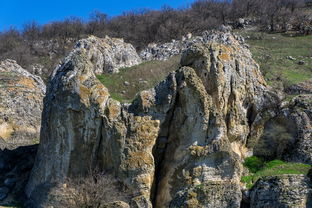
243 156 264 173
49 170 130 208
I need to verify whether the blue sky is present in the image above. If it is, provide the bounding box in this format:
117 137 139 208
0 0 195 31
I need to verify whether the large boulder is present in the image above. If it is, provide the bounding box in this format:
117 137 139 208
26 31 275 207
74 35 142 74
0 59 45 149
253 95 312 164
250 175 312 208
284 95 312 163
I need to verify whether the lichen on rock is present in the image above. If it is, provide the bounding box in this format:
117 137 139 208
25 31 310 207
74 35 142 74
250 175 312 208
0 59 45 149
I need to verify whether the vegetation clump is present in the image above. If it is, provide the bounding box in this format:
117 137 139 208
241 156 311 189
96 55 180 102
48 170 130 208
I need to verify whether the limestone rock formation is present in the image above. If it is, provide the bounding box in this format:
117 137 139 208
284 95 312 163
0 59 45 149
75 35 142 74
139 30 249 62
252 95 312 164
139 40 185 61
250 175 312 208
26 31 278 207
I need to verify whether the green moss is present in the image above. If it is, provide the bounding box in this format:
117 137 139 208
241 156 311 189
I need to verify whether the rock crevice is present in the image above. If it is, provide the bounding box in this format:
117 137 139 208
25 31 311 207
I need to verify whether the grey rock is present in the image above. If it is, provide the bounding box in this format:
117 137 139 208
139 30 248 62
286 56 296 60
250 175 312 208
75 35 142 74
124 81 130 86
252 94 312 163
298 60 305 65
0 59 45 149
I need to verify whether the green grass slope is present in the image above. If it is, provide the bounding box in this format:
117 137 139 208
241 156 311 189
237 31 312 88
97 55 180 102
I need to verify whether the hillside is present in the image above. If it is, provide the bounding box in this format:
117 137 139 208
0 1 312 206
239 31 312 89
20 31 312 207
92 30 312 103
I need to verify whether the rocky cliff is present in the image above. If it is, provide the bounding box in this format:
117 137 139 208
73 35 142 74
25 31 311 207
0 59 45 149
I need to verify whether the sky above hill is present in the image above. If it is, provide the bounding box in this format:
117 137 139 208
0 0 195 31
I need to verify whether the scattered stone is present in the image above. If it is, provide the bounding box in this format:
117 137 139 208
286 56 296 60
219 25 232 32
298 60 305 65
186 33 192 39
124 81 130 86
139 80 148 85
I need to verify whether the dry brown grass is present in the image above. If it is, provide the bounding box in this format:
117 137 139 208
48 171 130 208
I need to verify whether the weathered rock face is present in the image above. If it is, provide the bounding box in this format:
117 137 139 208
26 31 275 207
75 35 142 74
140 40 185 61
250 175 312 208
0 59 45 149
139 30 249 63
252 95 312 164
284 95 312 163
